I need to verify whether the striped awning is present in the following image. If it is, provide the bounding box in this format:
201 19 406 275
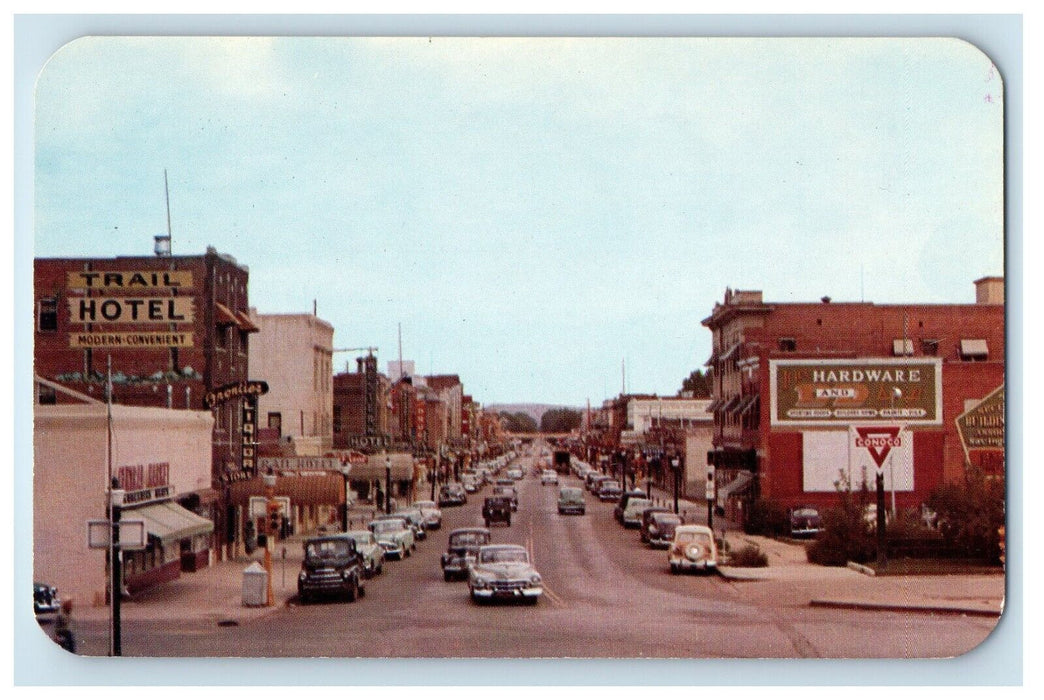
129 501 214 545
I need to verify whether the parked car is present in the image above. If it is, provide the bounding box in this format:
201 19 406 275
668 524 718 574
33 581 61 620
412 500 443 531
789 506 823 538
585 472 608 492
468 544 543 604
368 517 415 559
441 527 492 581
342 529 385 578
506 467 524 480
557 486 586 515
297 534 366 603
638 506 672 541
540 469 559 485
438 483 467 507
393 507 428 541
616 495 654 527
597 480 624 502
482 496 513 527
461 475 479 493
492 484 519 511
644 511 683 548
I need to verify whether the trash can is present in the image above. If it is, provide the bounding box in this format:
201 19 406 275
241 561 268 607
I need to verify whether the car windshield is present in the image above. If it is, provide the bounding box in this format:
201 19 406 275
653 515 681 526
793 508 819 518
347 533 374 545
560 488 582 501
450 532 490 547
479 548 529 564
306 540 352 558
675 531 712 545
601 481 620 489
414 501 436 509
371 520 404 534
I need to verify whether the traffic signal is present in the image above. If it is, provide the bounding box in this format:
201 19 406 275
267 502 281 537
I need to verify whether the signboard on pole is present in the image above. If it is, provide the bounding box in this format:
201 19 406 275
87 519 147 550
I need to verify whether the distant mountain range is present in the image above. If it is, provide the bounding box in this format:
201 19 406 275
486 403 584 424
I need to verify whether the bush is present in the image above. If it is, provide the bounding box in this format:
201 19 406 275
926 467 1005 563
743 498 790 536
807 474 877 566
729 544 768 567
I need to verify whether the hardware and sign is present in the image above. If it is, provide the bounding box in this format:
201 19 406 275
770 358 941 426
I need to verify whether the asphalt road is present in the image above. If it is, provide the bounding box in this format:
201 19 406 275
69 449 997 659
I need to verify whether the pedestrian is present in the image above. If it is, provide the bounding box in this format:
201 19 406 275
53 599 75 653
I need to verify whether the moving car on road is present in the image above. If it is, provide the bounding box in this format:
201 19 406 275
492 484 519 511
441 527 492 581
540 469 559 485
297 534 366 603
557 486 586 515
668 524 718 574
368 517 415 560
506 466 524 480
342 529 385 578
483 496 513 527
468 544 543 604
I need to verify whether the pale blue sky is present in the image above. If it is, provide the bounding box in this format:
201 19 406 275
32 36 1004 405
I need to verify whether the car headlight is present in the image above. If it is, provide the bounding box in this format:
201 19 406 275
298 571 307 581
529 574 542 584
649 526 658 534
473 577 488 588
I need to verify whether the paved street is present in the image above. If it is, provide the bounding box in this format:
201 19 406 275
58 449 1002 659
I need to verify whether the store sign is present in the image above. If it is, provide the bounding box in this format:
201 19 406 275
117 462 173 505
204 380 269 409
68 297 195 324
258 457 339 472
770 358 941 426
346 435 392 449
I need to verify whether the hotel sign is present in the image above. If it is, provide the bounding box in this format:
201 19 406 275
66 270 193 290
770 358 942 426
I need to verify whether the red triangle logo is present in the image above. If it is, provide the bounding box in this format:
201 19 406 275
854 427 902 468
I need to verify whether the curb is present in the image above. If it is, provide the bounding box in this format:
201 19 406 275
808 599 1002 617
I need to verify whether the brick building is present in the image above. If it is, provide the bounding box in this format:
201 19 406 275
701 278 1005 521
34 248 262 558
332 354 391 451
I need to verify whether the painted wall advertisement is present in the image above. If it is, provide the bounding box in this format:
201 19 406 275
770 358 942 426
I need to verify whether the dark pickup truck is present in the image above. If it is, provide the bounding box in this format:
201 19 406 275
297 534 366 603
482 496 513 527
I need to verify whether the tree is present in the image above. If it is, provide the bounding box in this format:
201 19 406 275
540 408 582 433
500 411 538 434
680 369 712 398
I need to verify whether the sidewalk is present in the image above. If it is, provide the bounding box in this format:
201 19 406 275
644 483 1003 617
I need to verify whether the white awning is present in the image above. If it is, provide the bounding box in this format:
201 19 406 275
129 501 214 545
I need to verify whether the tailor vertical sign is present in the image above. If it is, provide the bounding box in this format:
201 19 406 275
770 358 942 427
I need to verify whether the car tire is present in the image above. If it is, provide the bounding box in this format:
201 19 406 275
444 570 453 582
346 578 358 602
359 581 366 597
404 546 411 558
484 519 490 528
376 561 383 576
670 563 679 574
506 516 511 526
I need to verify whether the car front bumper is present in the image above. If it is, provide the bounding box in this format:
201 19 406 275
558 504 585 514
471 585 543 599
669 556 717 571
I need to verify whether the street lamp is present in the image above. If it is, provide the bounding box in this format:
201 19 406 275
671 456 681 515
340 465 352 532
262 472 277 607
890 387 902 517
109 480 125 657
385 453 392 515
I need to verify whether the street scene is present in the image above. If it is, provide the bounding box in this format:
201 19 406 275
52 442 1001 659
22 31 1010 674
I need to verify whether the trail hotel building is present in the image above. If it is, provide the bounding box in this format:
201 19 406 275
34 248 263 592
702 278 1005 522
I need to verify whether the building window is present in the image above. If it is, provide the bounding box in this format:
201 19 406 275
921 339 939 356
38 384 57 405
778 337 796 352
960 339 989 361
892 339 914 356
37 297 58 332
268 412 282 436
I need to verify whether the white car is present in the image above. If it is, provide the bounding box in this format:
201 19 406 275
540 469 559 485
468 544 543 604
668 525 718 574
